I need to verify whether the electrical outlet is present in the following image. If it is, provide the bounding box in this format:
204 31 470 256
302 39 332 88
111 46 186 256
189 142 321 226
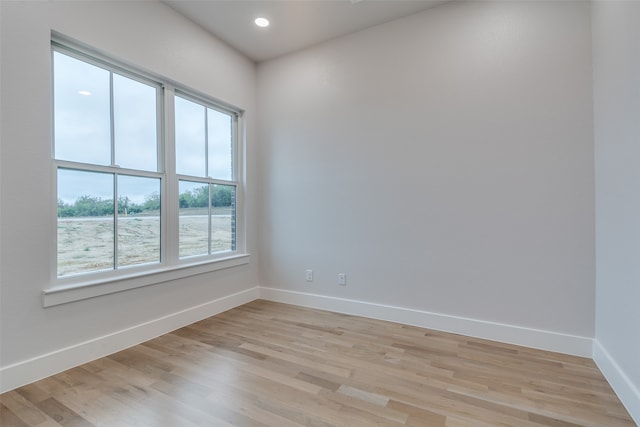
305 269 313 282
338 273 346 286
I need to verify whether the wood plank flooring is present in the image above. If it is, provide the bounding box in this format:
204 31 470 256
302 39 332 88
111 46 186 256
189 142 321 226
0 300 635 426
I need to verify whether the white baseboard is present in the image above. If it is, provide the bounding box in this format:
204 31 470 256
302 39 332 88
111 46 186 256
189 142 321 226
593 340 640 425
0 286 260 394
0 286 598 396
259 287 593 357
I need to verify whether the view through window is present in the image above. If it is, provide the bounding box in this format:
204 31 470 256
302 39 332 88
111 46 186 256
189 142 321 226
175 95 236 259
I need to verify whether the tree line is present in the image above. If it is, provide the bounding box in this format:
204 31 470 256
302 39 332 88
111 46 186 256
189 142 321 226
58 186 234 217
178 185 234 209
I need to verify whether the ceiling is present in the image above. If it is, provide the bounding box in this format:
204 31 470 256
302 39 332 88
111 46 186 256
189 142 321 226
162 0 449 63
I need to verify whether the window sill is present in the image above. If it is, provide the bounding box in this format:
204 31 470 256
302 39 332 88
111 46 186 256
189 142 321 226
43 253 251 307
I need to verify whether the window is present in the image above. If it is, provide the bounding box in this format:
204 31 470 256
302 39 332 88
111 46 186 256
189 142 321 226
52 40 243 286
175 95 237 259
54 49 162 277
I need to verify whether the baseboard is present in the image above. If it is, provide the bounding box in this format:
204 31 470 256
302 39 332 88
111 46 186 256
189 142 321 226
259 287 593 357
0 286 597 395
0 286 260 394
593 340 640 425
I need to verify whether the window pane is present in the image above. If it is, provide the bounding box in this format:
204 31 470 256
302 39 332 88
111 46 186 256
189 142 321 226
54 52 111 165
114 74 158 171
211 184 236 253
57 169 114 276
207 108 233 180
175 96 205 177
118 176 161 268
179 181 209 258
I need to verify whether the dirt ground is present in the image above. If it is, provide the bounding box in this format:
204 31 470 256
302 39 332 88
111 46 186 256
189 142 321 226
57 214 233 277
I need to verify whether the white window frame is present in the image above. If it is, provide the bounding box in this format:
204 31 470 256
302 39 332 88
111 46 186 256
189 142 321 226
173 90 241 259
44 35 248 307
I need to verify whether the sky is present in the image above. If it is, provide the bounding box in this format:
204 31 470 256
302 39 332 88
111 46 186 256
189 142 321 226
54 51 233 205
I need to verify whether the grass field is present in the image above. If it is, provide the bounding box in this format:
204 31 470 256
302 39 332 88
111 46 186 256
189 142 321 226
57 211 233 277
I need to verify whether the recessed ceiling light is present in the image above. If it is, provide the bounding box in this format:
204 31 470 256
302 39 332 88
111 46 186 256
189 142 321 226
78 90 92 96
254 17 270 28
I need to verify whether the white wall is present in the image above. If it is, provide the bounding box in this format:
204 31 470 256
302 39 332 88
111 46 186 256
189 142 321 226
258 1 595 351
6 0 633 405
592 1 640 422
0 1 259 391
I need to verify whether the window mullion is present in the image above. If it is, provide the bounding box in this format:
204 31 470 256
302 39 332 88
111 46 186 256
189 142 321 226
208 183 212 255
110 72 116 166
113 173 119 270
204 108 212 255
204 107 209 178
157 86 166 266
163 85 179 265
109 72 119 271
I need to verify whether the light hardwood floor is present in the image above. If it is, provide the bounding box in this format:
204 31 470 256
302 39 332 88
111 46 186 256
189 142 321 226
0 300 635 427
